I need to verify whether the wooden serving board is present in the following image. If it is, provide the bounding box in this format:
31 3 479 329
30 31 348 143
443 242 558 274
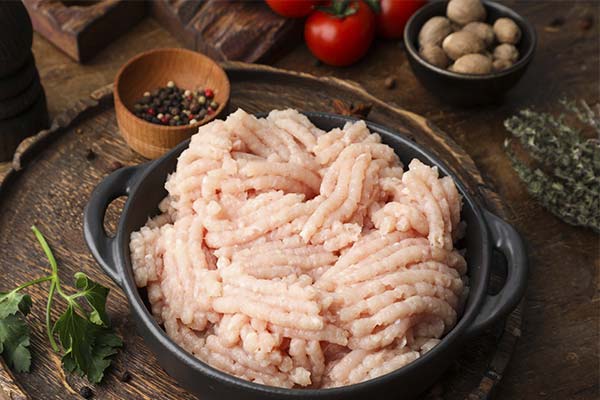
0 62 522 400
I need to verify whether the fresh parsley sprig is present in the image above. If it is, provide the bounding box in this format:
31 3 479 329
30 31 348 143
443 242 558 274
0 226 122 383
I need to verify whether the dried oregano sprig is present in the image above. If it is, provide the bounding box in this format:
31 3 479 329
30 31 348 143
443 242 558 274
504 99 600 232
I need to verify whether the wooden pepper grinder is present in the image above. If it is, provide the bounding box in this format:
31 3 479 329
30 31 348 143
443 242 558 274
0 1 49 161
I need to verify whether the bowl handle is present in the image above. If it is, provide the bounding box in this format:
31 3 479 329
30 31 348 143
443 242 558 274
466 209 528 337
83 164 147 288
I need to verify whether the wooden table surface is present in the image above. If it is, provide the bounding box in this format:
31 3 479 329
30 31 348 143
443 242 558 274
1 1 598 399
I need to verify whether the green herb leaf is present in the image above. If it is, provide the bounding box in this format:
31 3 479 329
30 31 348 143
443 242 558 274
0 227 122 382
54 304 92 372
0 314 31 373
73 272 109 326
0 291 32 372
85 328 122 384
0 292 32 319
53 275 122 383
61 325 122 384
32 226 122 382
54 303 122 383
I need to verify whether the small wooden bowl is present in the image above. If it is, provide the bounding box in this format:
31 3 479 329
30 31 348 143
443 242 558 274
114 48 230 159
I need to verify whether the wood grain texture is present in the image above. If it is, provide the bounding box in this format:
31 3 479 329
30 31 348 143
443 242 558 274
0 1 598 397
151 0 301 63
150 0 203 47
0 359 27 400
23 0 146 62
0 64 519 399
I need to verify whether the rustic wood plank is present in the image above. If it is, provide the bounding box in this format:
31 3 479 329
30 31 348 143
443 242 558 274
23 0 147 62
0 359 28 400
150 0 301 63
0 65 518 399
0 1 597 397
149 0 203 49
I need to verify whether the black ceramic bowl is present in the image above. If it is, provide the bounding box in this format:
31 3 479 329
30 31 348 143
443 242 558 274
404 0 537 106
84 112 527 400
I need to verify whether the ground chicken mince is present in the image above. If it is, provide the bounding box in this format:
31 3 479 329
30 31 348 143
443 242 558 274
130 109 468 389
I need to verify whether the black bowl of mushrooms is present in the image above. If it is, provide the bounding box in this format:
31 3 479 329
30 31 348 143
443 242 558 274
404 0 536 106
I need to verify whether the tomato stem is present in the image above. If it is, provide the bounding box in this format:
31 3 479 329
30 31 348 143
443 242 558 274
363 0 381 14
317 0 358 18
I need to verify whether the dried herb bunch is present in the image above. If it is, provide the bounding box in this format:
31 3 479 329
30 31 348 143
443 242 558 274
504 99 600 232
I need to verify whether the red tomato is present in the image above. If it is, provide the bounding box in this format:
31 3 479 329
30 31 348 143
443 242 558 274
265 0 318 18
376 0 426 39
304 1 375 67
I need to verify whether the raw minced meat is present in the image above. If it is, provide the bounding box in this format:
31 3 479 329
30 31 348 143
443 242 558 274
130 108 467 389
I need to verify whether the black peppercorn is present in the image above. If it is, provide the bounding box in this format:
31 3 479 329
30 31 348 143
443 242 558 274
79 386 93 398
120 370 132 383
85 148 96 161
384 76 397 90
134 82 217 126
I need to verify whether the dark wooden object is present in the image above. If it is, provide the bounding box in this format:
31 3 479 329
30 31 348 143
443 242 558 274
0 1 33 76
0 1 48 162
151 0 301 62
0 55 38 102
0 78 43 120
0 93 49 163
0 63 519 399
23 0 147 63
